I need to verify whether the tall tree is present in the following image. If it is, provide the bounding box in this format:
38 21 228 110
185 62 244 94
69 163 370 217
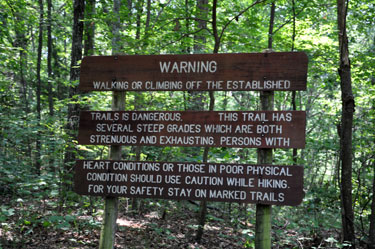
290 0 298 164
337 0 355 246
194 0 208 53
370 154 375 249
195 0 267 242
36 0 44 175
370 71 375 248
193 0 210 242
84 0 95 57
47 0 53 117
13 6 30 114
46 0 55 169
63 0 85 205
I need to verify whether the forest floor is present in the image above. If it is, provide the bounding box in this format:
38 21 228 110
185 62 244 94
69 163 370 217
0 193 355 249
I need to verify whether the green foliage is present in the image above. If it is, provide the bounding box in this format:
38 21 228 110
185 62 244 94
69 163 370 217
1 0 375 247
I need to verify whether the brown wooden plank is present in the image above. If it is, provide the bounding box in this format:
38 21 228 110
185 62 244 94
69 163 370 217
74 160 304 206
77 111 306 148
79 52 308 91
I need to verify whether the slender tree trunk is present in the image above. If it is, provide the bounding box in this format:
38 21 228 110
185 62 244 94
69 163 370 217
62 0 85 207
291 0 298 164
267 2 275 50
369 160 375 249
47 0 53 117
14 11 32 159
46 0 55 169
194 0 208 53
194 0 214 242
131 0 147 212
184 0 191 53
369 80 375 248
36 0 44 175
337 0 355 247
84 0 95 57
135 1 143 42
188 0 208 112
15 25 29 114
145 0 151 31
291 0 296 52
195 92 214 242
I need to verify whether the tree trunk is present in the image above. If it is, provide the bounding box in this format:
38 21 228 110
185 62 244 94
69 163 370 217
184 0 191 53
369 78 375 248
14 14 30 114
62 0 85 206
267 2 275 50
194 0 212 242
291 0 298 165
188 0 208 111
369 160 375 249
47 0 53 117
36 0 44 175
46 0 55 169
337 0 355 247
14 10 32 159
135 1 143 41
195 92 214 242
84 0 95 56
145 0 151 32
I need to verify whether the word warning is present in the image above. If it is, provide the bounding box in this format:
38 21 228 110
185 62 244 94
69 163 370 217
78 111 306 148
74 160 304 206
79 52 308 91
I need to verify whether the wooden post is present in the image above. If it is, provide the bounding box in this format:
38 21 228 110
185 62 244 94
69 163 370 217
255 90 274 249
256 3 276 247
99 91 125 249
99 0 123 247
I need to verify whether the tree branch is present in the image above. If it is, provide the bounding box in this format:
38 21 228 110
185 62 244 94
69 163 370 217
158 27 210 50
151 0 173 30
272 2 308 35
218 0 267 43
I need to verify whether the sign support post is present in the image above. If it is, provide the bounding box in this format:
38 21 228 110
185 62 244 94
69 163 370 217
255 89 274 248
99 90 125 249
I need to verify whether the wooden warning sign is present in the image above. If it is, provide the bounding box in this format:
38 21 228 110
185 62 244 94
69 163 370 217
74 160 304 206
78 111 306 148
79 52 308 91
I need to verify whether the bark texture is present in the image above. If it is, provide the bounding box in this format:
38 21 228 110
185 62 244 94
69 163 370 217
63 0 85 198
370 161 375 249
337 0 355 247
36 0 44 175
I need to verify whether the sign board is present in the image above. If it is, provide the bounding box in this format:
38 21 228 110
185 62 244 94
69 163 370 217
79 52 308 91
78 111 306 148
74 160 304 206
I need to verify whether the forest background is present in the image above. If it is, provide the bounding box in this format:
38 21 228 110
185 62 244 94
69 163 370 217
0 0 374 248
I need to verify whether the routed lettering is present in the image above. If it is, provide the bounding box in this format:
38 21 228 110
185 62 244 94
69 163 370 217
78 111 306 148
74 160 304 206
79 53 308 91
